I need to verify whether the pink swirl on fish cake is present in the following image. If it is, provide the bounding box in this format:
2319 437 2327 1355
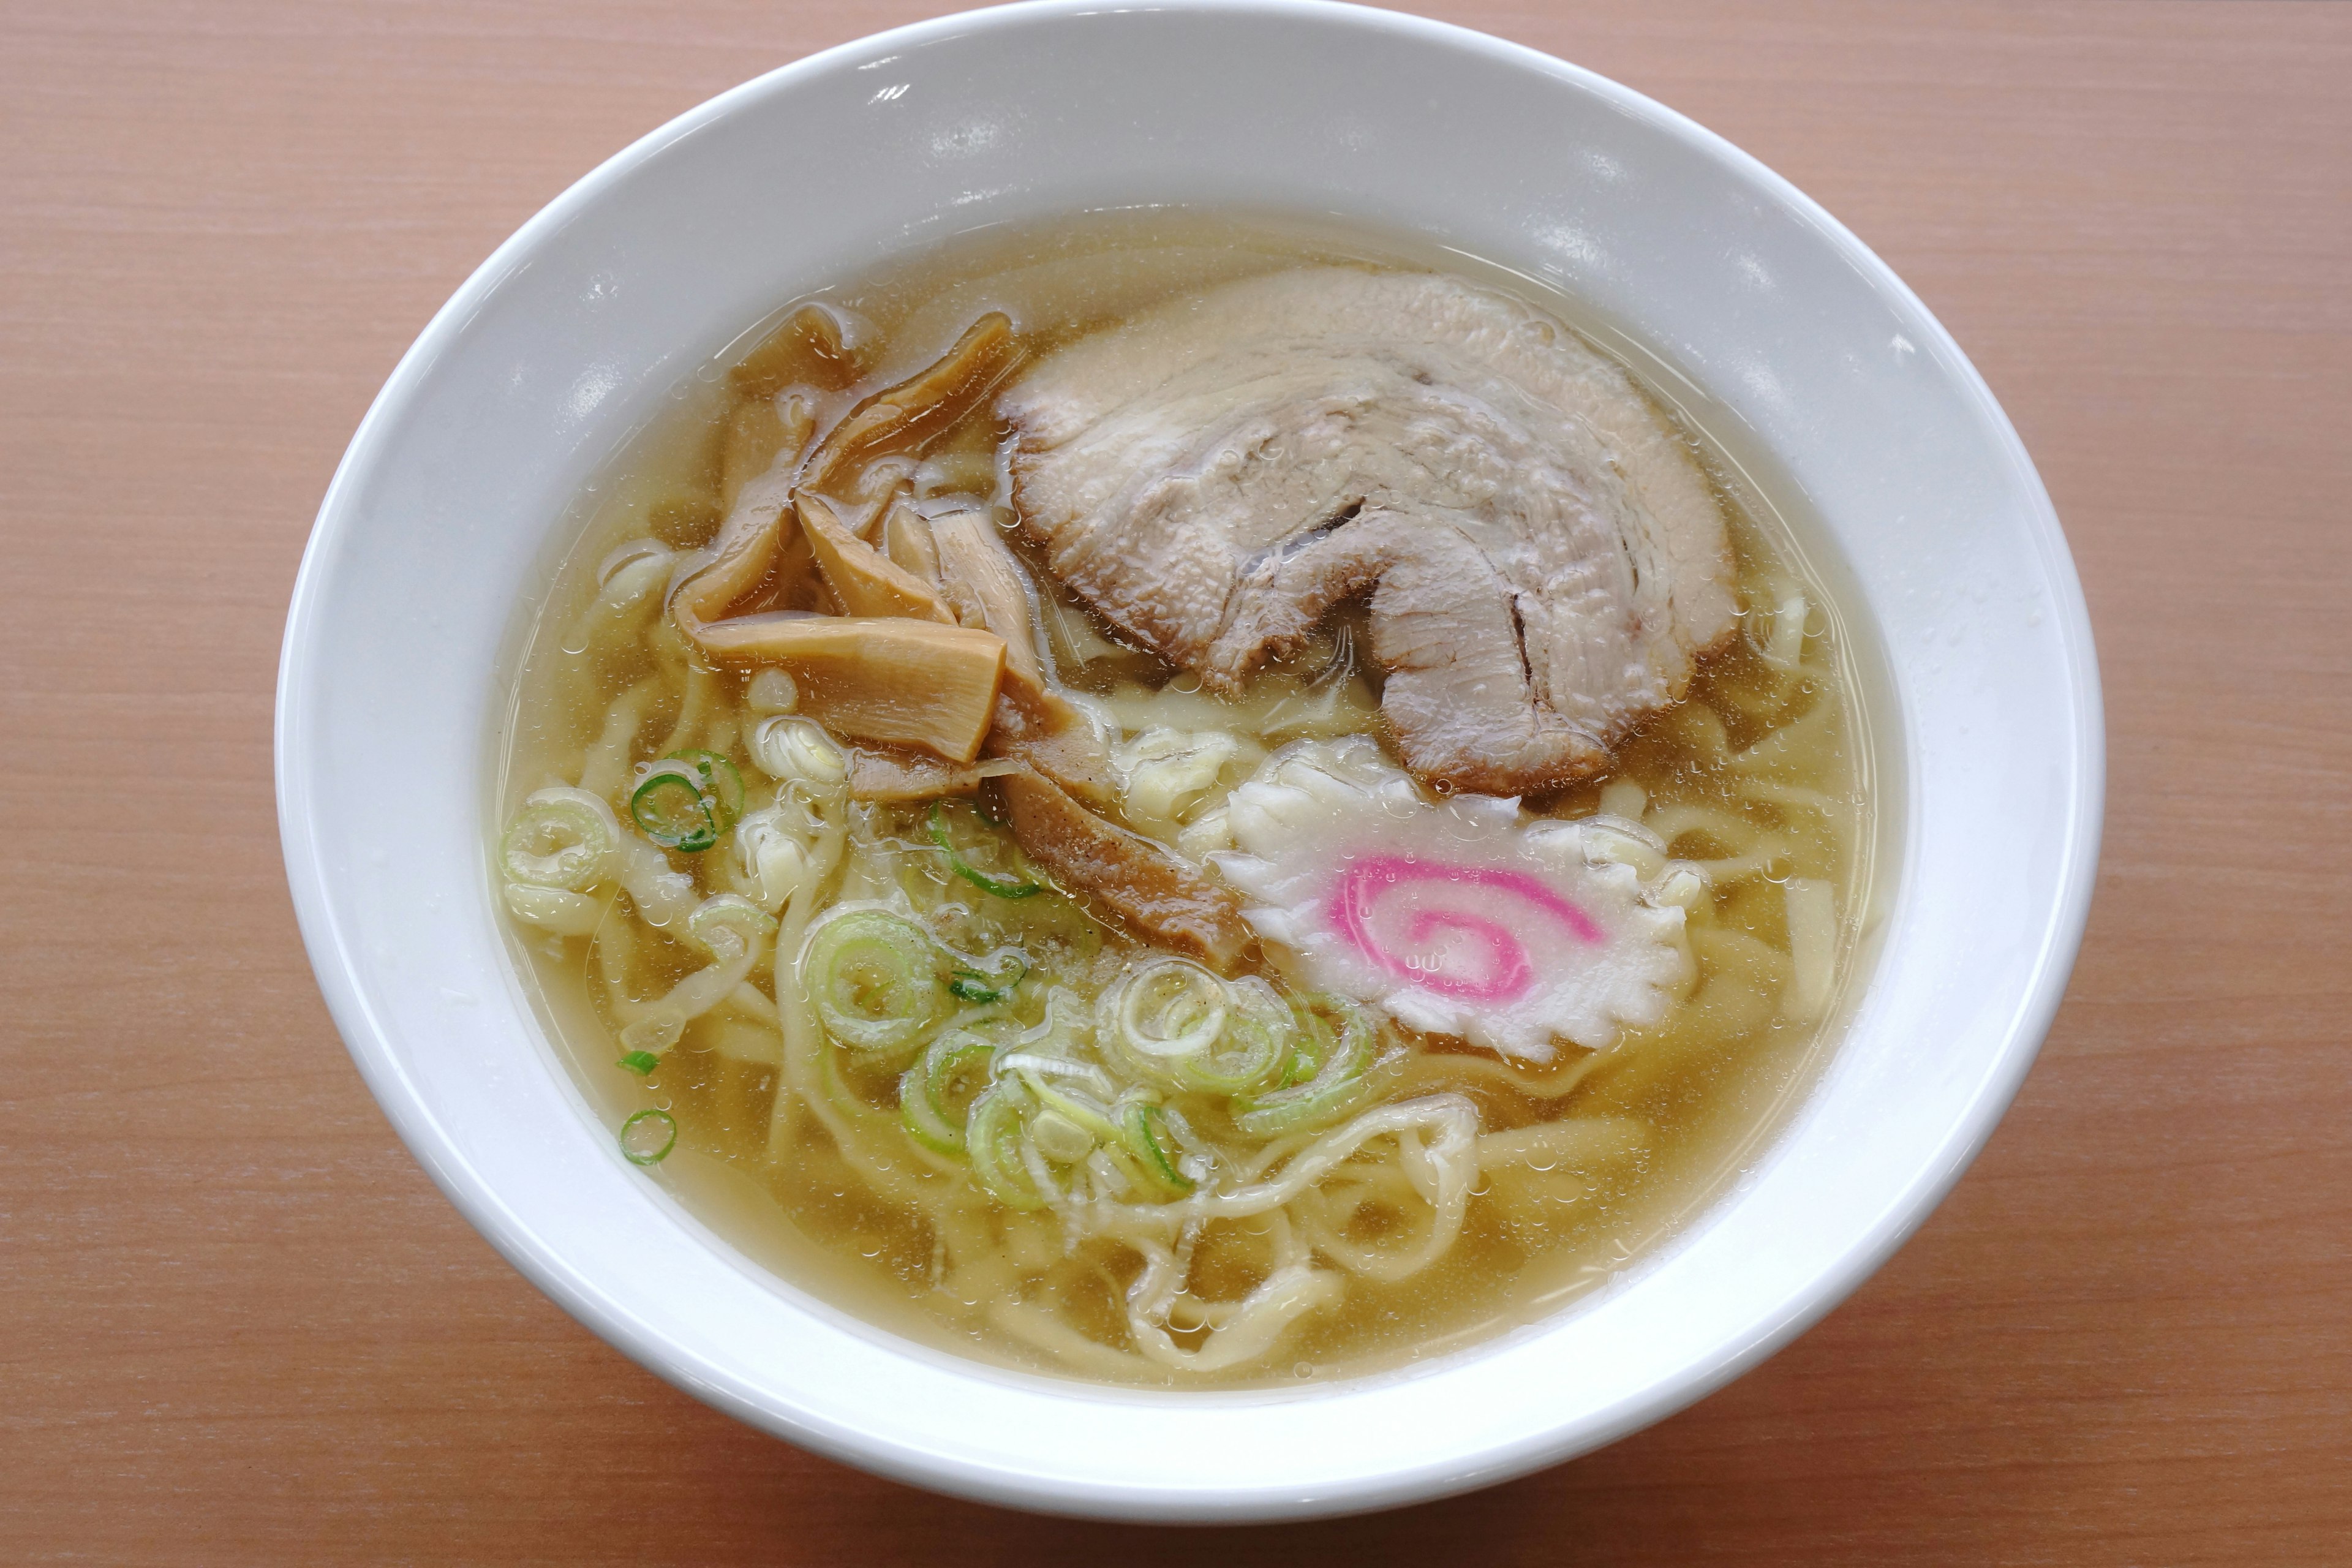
1327 854 1602 1004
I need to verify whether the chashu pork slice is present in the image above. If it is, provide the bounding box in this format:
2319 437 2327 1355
998 267 1738 794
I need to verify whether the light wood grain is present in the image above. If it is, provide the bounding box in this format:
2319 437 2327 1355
4 1 2347 1562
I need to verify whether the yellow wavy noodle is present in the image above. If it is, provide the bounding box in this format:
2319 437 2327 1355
1398 1048 1610 1103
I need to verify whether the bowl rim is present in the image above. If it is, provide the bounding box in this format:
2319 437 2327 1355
276 0 2103 1520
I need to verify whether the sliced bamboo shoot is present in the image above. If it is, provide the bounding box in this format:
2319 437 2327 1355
800 313 1019 491
880 496 943 586
795 492 953 624
929 506 1115 804
695 614 1006 763
718 398 791 513
671 394 817 641
730 303 861 400
930 506 1045 688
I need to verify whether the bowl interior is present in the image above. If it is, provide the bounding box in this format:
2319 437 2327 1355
278 0 2100 1521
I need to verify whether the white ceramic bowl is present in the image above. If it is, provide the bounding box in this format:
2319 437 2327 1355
277 0 2101 1522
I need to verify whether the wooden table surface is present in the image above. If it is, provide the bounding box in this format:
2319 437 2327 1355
6 1 2348 1561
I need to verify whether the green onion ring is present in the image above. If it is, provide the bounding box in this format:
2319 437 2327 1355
630 761 720 852
1119 1099 1196 1197
1175 979 1288 1095
899 1030 997 1156
1020 1074 1120 1148
928 798 1041 898
687 893 777 958
619 1108 677 1166
663 748 745 832
802 908 944 1057
1116 958 1229 1062
501 788 621 890
1272 997 1335 1088
1232 995 1379 1138
947 948 1028 1005
965 1083 1044 1210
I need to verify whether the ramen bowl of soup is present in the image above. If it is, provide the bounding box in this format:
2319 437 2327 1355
277 0 2100 1522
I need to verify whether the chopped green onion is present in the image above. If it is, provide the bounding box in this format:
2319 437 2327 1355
1027 1109 1096 1163
899 1030 997 1156
1232 995 1379 1137
687 892 778 958
948 972 1003 1004
995 1051 1115 1098
965 1082 1045 1210
928 798 1041 898
749 716 845 786
1273 997 1334 1088
1020 1073 1121 1149
802 908 943 1057
1107 957 1229 1080
948 948 1029 1005
630 760 720 852
501 787 622 890
1120 1098 1196 1196
616 1050 660 1076
1175 980 1287 1095
619 1108 677 1165
663 748 745 831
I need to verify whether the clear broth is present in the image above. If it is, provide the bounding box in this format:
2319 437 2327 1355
496 211 1879 1387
